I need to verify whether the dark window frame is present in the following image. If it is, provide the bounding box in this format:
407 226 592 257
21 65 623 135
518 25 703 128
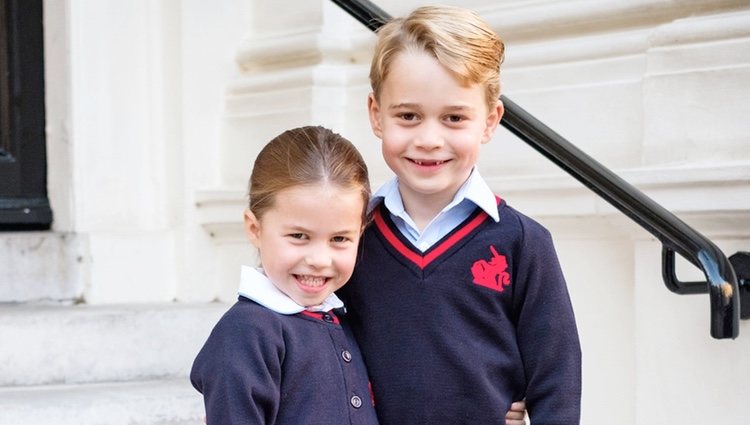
0 0 52 230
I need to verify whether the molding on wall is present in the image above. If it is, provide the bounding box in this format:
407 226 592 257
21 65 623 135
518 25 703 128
486 162 750 238
505 29 650 69
503 8 750 69
235 29 322 71
235 27 374 73
477 0 749 42
226 63 369 98
195 162 750 242
195 189 246 243
230 1 750 77
647 9 750 46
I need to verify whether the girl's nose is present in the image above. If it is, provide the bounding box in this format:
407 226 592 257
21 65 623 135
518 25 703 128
304 249 333 268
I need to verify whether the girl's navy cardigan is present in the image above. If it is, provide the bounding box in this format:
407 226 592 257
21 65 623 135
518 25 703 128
191 297 379 425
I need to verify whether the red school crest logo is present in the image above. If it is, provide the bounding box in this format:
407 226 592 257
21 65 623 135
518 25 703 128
471 246 511 292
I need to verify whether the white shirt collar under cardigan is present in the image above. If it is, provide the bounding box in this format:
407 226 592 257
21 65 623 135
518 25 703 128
369 167 500 252
237 266 344 314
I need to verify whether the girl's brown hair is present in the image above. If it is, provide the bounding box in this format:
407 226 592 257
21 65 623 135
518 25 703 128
370 5 505 111
248 126 371 224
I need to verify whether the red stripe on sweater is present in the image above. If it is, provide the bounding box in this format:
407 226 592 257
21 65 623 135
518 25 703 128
373 196 501 270
373 208 426 268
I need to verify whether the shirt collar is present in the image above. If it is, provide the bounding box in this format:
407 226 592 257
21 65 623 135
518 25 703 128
461 168 500 222
237 266 344 314
369 167 500 222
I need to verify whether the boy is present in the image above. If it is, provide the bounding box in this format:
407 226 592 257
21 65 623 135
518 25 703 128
338 6 582 424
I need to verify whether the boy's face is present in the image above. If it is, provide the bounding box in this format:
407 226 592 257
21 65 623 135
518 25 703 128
244 184 364 307
368 50 503 209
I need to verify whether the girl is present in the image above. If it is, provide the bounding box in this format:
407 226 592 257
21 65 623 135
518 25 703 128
191 126 378 425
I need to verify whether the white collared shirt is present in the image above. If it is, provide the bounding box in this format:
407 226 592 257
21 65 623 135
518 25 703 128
237 266 344 314
369 168 500 252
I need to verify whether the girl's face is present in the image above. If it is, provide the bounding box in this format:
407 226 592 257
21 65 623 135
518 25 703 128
244 183 364 307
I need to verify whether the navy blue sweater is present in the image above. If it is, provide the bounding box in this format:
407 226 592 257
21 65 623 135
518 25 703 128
339 200 581 424
191 297 379 425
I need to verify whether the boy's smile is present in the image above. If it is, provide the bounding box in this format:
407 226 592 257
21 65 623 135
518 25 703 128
368 50 503 219
408 158 448 167
412 158 443 164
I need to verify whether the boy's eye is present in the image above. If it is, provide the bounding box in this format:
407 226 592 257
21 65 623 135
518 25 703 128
446 114 464 123
288 233 307 240
398 113 417 121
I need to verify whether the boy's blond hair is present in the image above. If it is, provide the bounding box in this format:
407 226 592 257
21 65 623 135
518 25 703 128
369 5 505 111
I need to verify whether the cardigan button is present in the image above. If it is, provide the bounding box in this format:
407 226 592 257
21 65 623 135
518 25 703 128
342 350 352 362
322 313 333 323
350 395 362 408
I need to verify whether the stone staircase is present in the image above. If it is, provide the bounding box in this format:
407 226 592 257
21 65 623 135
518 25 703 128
0 301 228 424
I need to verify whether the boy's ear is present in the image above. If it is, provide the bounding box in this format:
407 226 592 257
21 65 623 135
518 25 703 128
481 99 505 144
367 93 384 139
243 209 262 248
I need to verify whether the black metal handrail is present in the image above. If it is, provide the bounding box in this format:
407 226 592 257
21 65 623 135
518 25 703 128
502 97 739 340
331 0 742 339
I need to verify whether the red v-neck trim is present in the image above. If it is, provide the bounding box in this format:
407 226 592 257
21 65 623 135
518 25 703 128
373 196 500 270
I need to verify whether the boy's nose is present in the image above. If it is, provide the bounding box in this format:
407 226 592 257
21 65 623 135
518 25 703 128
413 122 444 149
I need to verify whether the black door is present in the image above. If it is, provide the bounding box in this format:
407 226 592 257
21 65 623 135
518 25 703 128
0 0 51 230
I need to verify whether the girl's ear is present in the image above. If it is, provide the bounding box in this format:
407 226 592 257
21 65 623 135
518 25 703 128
244 209 262 248
481 99 505 144
367 93 383 139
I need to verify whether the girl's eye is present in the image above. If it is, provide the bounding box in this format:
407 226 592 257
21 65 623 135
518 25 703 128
331 236 350 243
288 233 307 240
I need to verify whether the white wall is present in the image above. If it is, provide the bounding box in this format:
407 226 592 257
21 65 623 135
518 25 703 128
44 0 254 303
194 1 750 423
42 0 750 423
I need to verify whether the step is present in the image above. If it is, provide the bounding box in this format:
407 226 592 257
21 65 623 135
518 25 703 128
0 232 84 303
0 302 229 386
0 378 204 425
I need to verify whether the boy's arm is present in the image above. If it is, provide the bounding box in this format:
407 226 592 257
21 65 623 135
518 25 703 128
514 223 582 424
